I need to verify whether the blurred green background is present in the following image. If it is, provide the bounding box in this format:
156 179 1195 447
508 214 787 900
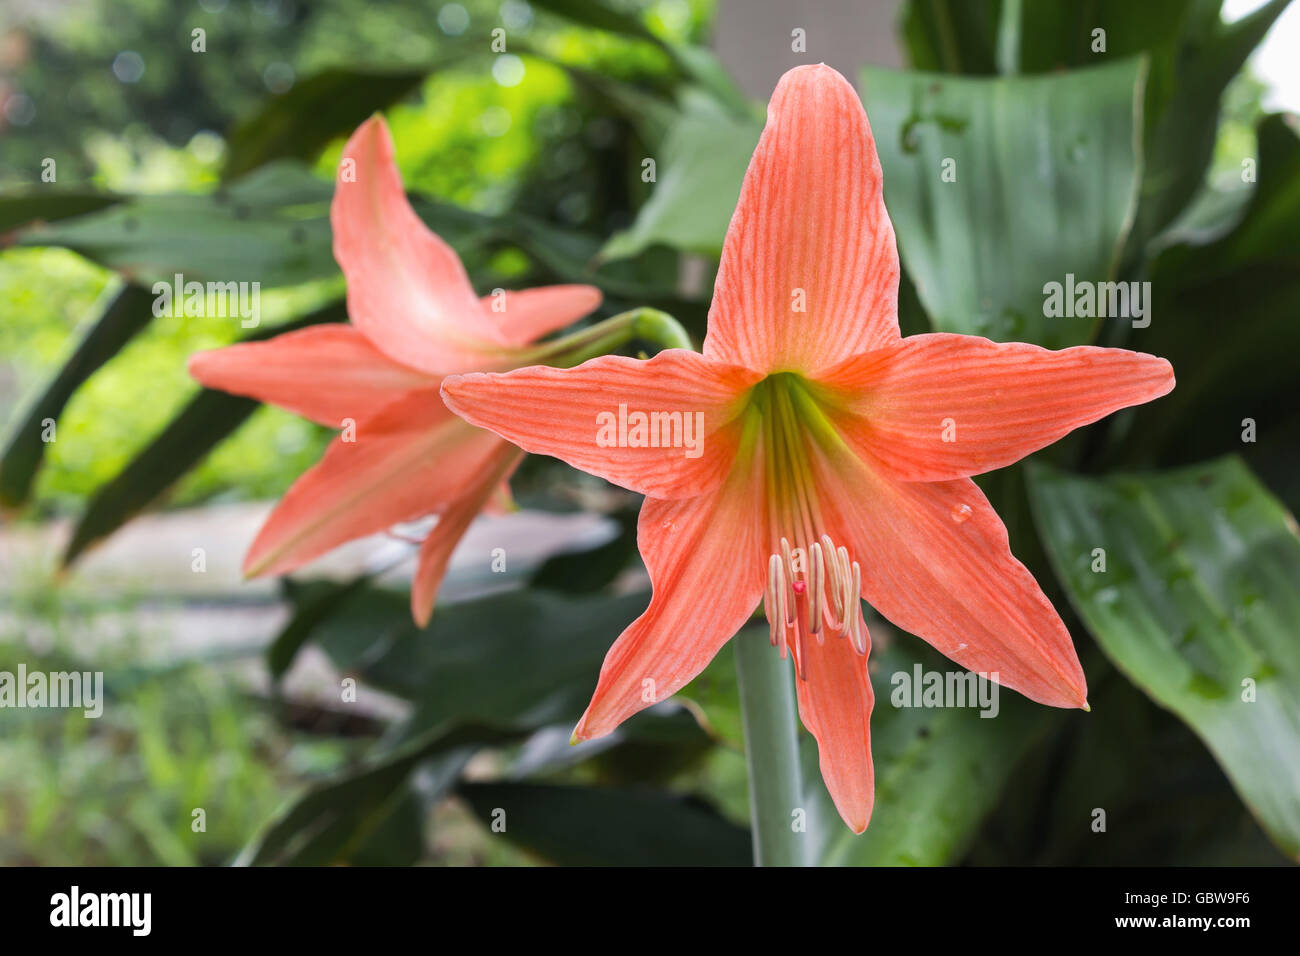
2 0 1298 866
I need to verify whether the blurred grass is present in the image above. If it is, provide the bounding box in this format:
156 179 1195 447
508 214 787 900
0 576 566 866
0 590 348 865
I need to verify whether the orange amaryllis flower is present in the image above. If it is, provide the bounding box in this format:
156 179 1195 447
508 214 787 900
441 65 1175 832
188 115 604 626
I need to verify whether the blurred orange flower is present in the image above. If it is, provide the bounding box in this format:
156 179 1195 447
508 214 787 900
189 115 601 626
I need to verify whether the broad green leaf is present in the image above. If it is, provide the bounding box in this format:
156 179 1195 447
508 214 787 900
309 585 646 734
309 582 727 781
19 157 682 300
499 205 689 298
805 624 1052 866
247 582 724 865
0 283 154 510
223 68 428 180
1027 456 1300 859
0 189 121 233
1133 0 1290 245
662 43 756 118
900 0 1193 76
528 505 637 593
678 639 745 749
1154 113 1300 280
457 781 751 865
236 725 503 866
61 394 251 565
897 0 1288 248
1014 0 1195 73
600 96 760 260
971 670 1286 865
530 0 665 46
267 575 375 682
1111 116 1300 502
61 302 347 568
18 163 338 288
899 0 1002 74
860 58 1145 349
505 704 717 781
1008 0 1285 245
528 0 752 115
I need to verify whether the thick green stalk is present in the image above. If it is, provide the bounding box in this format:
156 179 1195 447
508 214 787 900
996 0 1022 76
734 628 805 867
521 307 693 368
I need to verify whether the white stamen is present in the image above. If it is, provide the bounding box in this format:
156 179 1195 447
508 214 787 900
808 542 825 641
768 554 786 647
761 534 868 671
848 561 866 654
779 537 797 625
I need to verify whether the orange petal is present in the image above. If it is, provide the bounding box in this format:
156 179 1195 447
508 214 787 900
441 350 761 500
822 459 1088 710
573 443 766 739
478 285 602 347
245 386 502 577
792 611 875 834
410 446 523 627
704 64 900 376
187 325 432 427
819 334 1175 482
331 116 498 374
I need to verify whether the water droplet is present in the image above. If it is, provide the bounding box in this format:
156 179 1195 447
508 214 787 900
901 123 920 154
1095 587 1120 605
950 503 972 523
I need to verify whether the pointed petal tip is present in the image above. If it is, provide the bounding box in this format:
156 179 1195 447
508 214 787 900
573 702 625 745
706 57 897 373
571 718 601 745
1130 351 1176 396
1157 356 1176 394
1053 675 1091 711
780 61 850 87
186 348 216 382
346 111 392 153
834 795 873 835
770 63 861 113
331 111 485 374
438 373 473 413
240 548 269 580
572 283 602 312
411 600 432 629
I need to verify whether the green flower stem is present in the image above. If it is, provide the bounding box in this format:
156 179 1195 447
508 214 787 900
521 307 693 368
734 627 805 867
